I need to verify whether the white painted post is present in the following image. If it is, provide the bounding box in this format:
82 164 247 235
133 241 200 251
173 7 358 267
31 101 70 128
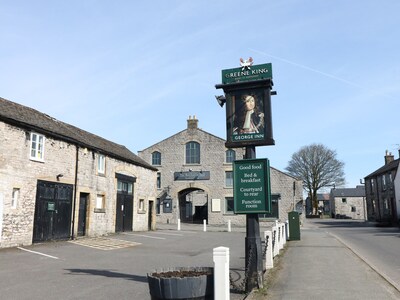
213 247 230 300
177 219 181 231
282 224 287 246
279 224 284 250
203 219 207 232
285 221 289 241
272 226 279 257
277 225 282 251
227 220 231 232
264 231 273 269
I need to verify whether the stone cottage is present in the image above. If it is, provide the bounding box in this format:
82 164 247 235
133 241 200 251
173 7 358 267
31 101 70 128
138 116 303 226
0 97 157 249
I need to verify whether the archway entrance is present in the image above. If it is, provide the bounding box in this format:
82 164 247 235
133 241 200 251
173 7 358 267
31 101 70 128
178 188 208 224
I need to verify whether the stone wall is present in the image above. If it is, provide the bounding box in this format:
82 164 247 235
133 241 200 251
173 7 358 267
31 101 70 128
138 117 303 227
0 122 156 248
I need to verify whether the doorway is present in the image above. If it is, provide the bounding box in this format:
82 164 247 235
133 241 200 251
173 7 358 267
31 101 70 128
148 200 154 230
77 193 89 236
115 174 136 232
33 180 73 242
178 188 208 223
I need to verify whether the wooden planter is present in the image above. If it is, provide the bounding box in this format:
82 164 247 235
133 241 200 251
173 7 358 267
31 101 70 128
147 267 214 300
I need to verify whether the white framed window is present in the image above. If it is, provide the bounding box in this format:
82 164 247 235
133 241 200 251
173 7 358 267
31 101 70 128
98 154 105 175
226 149 236 163
12 188 20 209
30 132 45 161
95 194 105 212
225 171 233 187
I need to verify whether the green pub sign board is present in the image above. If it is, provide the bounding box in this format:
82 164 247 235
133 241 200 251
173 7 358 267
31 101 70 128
233 158 271 214
222 63 272 84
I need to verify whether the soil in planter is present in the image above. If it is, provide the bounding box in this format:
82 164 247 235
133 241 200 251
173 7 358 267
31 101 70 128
151 270 212 278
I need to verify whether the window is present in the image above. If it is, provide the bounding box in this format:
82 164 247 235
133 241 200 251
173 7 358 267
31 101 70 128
351 206 356 212
139 199 145 212
117 180 133 194
156 199 161 214
342 198 347 203
98 154 105 175
157 172 161 189
95 194 105 212
225 171 233 187
30 132 45 161
12 188 19 209
370 179 375 194
382 175 387 190
226 149 236 163
186 142 200 164
152 151 161 165
225 197 234 214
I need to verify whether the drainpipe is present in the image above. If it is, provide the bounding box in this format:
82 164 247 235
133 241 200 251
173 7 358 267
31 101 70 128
71 145 79 240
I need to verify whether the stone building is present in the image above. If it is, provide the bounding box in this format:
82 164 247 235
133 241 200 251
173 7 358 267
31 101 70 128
364 151 400 225
329 186 366 220
138 116 303 226
0 97 157 249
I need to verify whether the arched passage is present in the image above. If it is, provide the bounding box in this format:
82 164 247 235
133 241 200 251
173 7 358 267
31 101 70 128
178 188 208 223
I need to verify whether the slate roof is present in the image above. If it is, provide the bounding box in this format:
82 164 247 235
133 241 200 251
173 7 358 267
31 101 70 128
331 186 365 198
0 97 156 171
317 193 330 201
364 159 399 179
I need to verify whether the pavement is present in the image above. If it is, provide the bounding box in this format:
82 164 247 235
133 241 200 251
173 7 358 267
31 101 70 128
248 218 400 300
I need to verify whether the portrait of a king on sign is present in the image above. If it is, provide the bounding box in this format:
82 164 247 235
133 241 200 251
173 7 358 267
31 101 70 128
226 87 274 148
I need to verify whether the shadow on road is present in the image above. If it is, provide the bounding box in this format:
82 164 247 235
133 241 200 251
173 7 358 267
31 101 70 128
65 268 148 283
311 219 400 237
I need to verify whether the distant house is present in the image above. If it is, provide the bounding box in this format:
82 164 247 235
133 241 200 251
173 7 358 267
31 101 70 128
305 193 330 216
329 186 366 220
318 193 330 215
138 116 303 226
0 97 157 249
364 151 399 225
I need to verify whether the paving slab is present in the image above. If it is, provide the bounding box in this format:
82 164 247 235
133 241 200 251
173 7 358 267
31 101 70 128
257 221 400 300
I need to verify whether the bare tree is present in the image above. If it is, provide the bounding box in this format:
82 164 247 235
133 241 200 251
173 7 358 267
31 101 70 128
286 144 345 214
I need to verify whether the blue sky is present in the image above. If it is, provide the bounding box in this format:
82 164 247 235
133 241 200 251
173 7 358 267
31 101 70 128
1 1 399 189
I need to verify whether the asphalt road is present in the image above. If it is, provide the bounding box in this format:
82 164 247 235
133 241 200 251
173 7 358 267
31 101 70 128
311 218 400 292
0 224 253 300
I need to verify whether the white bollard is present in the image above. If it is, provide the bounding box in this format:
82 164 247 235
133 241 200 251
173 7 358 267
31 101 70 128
277 225 282 251
282 224 287 246
203 219 207 232
279 224 284 250
213 247 230 300
264 231 273 269
177 219 181 231
272 226 279 257
285 221 289 241
228 220 231 232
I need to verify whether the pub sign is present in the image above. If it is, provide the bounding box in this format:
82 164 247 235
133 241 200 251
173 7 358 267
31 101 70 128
216 59 275 148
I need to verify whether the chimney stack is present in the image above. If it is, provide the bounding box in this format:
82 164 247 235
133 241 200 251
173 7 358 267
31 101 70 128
187 115 198 130
384 150 394 165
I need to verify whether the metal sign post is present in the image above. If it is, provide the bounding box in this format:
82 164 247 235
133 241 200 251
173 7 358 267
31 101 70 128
215 59 276 292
